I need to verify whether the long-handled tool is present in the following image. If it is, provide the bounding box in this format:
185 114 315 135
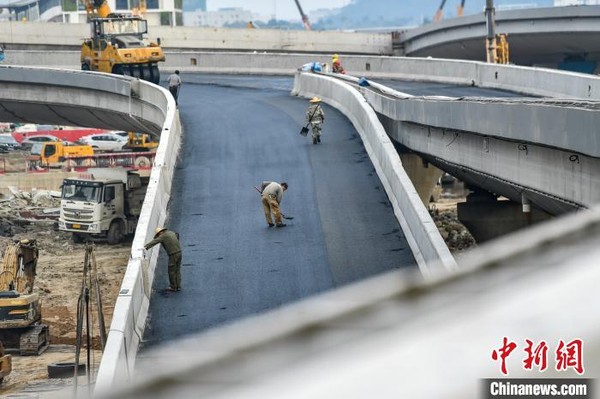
254 186 294 220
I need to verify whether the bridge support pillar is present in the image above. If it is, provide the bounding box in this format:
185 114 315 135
400 153 444 205
457 188 552 243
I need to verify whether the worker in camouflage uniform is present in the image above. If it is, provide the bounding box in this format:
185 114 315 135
261 181 288 228
144 227 182 292
306 97 325 145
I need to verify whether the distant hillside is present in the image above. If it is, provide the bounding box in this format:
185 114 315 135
313 0 554 30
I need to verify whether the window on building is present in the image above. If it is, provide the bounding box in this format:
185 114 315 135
146 0 158 9
160 11 171 25
62 0 77 12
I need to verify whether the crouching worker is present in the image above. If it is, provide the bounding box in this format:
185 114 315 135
145 227 182 292
260 181 288 228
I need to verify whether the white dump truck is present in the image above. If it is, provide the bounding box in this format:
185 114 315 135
58 168 148 244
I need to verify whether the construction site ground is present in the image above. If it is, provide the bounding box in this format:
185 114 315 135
0 191 130 396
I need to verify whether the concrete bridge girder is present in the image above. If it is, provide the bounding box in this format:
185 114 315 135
384 119 597 215
0 67 167 134
368 90 600 215
397 6 600 66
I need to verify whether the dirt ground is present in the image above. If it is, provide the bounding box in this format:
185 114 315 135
0 194 130 396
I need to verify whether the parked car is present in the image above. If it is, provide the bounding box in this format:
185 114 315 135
112 131 129 138
77 133 127 152
20 135 62 151
0 135 20 152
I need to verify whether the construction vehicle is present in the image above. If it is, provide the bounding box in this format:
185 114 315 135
80 0 165 84
492 33 510 64
30 142 95 169
59 168 148 244
123 132 159 152
484 0 509 64
0 240 50 356
29 142 156 171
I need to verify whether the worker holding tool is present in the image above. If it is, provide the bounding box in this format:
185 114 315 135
306 97 325 145
332 54 346 74
144 227 182 292
167 70 182 106
258 181 289 228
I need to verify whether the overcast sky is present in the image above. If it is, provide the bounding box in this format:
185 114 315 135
207 0 350 19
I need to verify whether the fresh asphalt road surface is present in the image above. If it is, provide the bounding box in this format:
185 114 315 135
140 75 416 349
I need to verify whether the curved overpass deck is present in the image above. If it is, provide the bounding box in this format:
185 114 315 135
141 75 417 347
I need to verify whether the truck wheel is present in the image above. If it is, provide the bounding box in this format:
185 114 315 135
80 158 96 167
107 222 123 245
64 159 77 171
150 65 160 84
81 63 90 71
135 156 151 168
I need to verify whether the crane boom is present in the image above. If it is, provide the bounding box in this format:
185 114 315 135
293 0 312 30
434 0 466 22
434 0 448 22
457 0 466 16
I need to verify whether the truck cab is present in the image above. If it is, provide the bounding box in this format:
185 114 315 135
58 168 146 244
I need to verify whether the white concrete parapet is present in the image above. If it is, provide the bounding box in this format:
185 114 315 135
94 87 181 392
292 72 457 275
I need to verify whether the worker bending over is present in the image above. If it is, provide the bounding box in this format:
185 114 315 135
145 227 182 292
261 181 288 228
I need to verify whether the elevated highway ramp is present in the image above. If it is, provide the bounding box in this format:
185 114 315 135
141 75 417 348
140 74 532 348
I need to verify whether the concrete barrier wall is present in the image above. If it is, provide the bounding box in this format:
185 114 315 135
292 72 457 275
0 21 391 54
94 86 181 392
7 50 600 100
0 172 78 196
364 92 600 159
